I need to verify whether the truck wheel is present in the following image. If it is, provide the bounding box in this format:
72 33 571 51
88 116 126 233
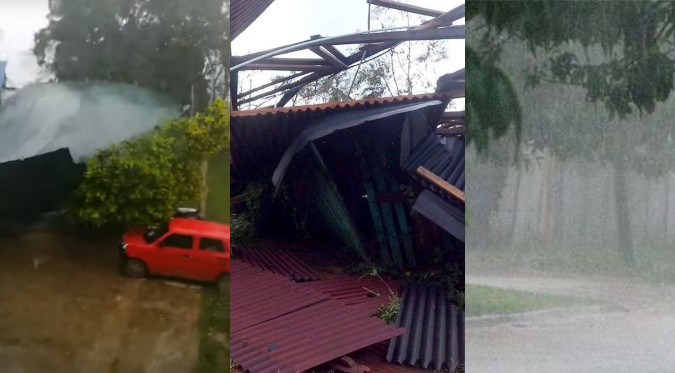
217 275 228 293
124 259 147 278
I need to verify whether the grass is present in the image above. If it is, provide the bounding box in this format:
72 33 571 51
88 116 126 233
465 284 586 317
376 291 401 324
467 243 675 284
196 279 229 373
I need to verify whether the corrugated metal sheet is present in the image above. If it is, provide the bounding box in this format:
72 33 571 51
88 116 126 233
386 283 464 371
404 132 464 239
232 92 458 118
231 0 275 40
230 259 329 333
272 100 442 187
232 298 406 373
404 133 464 191
0 148 82 226
232 93 455 181
232 259 408 373
413 190 465 241
303 274 402 313
235 246 323 281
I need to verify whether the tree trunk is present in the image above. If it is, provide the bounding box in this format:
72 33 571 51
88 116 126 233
554 160 565 244
665 174 670 245
644 180 651 243
199 158 209 217
613 159 636 267
543 151 555 242
509 161 523 243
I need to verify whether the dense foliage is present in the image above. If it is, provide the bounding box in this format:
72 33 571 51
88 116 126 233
34 0 227 108
467 1 675 122
71 99 229 228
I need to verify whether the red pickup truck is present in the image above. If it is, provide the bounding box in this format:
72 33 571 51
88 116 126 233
119 217 230 291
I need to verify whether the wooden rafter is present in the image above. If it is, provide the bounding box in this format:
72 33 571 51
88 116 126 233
416 166 465 204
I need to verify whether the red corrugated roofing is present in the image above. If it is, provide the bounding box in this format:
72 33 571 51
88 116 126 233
232 260 407 373
230 260 329 333
231 91 463 118
233 299 405 373
235 246 324 281
302 274 403 313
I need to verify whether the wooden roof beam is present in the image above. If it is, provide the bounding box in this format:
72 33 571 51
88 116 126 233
417 166 465 204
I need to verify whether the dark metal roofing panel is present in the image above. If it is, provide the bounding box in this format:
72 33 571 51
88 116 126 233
404 133 464 191
272 100 443 187
0 148 81 225
232 93 455 181
230 260 329 333
231 0 275 40
233 299 406 373
386 283 464 371
234 246 324 281
348 342 433 373
413 190 464 241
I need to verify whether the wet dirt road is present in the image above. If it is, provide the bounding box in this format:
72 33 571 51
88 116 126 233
466 273 675 373
0 230 203 373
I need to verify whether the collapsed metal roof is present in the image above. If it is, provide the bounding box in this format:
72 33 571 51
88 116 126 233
272 100 443 188
231 259 406 373
387 282 465 371
404 132 465 240
231 92 458 181
0 148 81 225
0 82 179 163
230 3 465 108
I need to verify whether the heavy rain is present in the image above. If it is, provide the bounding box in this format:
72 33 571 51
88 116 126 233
466 2 675 371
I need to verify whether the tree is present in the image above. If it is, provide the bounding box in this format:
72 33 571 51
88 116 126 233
71 99 229 228
467 1 675 124
291 2 450 105
34 0 227 109
467 2 675 266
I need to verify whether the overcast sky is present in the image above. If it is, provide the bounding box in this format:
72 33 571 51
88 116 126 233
0 0 464 99
0 0 49 87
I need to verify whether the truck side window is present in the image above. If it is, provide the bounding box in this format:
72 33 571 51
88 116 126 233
159 234 193 249
199 237 224 252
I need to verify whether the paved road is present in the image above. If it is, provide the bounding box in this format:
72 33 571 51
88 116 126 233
466 274 675 373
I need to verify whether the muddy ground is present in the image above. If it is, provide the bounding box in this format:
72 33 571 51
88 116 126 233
0 230 203 373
